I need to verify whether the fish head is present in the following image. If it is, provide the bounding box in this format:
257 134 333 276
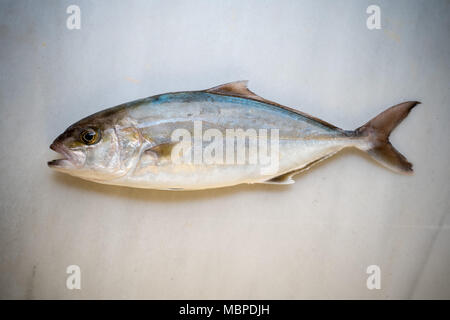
48 107 141 181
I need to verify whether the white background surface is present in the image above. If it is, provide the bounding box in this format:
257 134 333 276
0 0 449 299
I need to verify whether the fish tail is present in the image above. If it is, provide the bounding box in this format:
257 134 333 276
354 101 420 174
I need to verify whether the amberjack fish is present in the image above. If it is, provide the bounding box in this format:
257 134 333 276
48 81 419 190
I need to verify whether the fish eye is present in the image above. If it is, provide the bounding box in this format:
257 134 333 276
80 128 101 145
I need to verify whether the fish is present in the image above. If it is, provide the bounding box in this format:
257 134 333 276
48 81 419 190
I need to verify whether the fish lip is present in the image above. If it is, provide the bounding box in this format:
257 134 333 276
48 143 78 168
47 158 73 168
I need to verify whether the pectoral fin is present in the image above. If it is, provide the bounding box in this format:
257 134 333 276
135 142 180 174
144 142 178 159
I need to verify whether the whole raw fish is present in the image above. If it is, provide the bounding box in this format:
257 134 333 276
48 81 419 190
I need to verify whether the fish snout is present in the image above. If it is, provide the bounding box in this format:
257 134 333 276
48 142 83 169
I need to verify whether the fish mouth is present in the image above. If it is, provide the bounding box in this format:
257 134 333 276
48 143 79 169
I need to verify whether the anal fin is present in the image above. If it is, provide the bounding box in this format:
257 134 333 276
260 153 337 185
262 171 298 185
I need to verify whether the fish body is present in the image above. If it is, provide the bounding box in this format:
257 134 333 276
48 81 419 190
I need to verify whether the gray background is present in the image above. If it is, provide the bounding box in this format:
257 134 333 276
0 0 449 299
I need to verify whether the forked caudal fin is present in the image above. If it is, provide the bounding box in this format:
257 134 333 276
354 101 420 174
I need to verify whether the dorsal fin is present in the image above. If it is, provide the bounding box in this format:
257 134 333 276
204 81 339 130
205 80 261 100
